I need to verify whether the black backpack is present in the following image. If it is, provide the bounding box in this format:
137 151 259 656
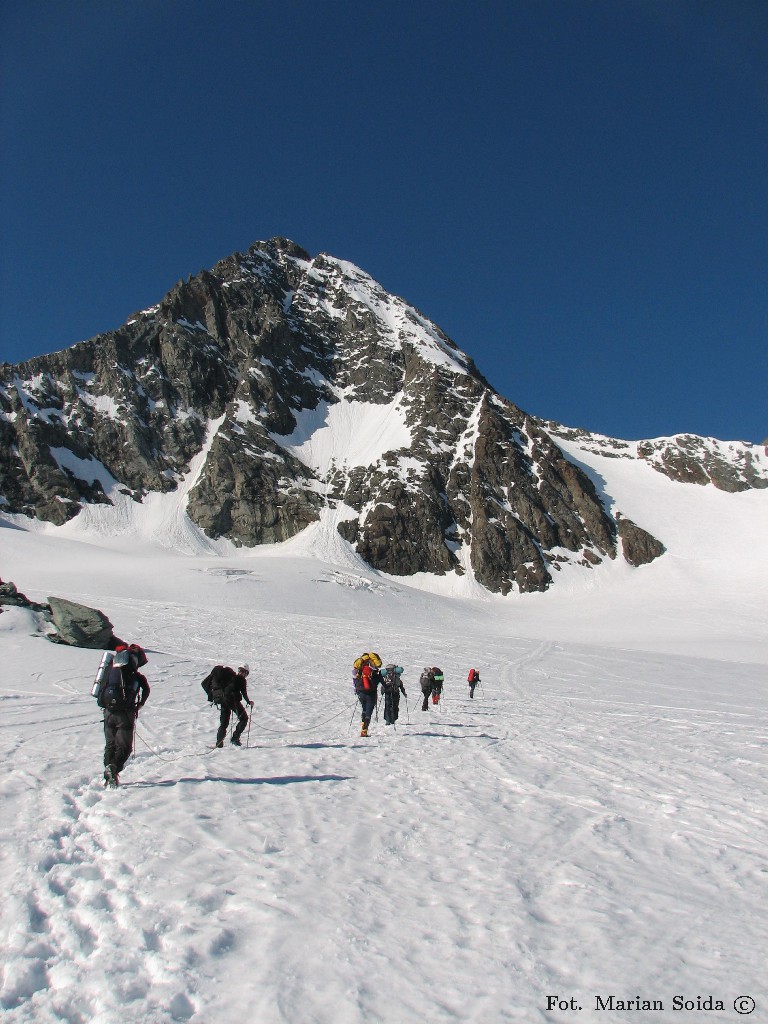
98 661 140 711
202 666 234 705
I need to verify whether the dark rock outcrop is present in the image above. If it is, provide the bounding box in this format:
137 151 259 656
617 517 667 567
0 580 48 613
637 435 768 492
546 424 768 492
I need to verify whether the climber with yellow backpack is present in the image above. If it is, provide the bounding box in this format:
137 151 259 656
352 652 382 737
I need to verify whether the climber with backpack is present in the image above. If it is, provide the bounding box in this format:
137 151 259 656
352 653 382 736
92 643 149 788
419 667 435 711
381 664 407 725
431 667 445 706
201 663 253 747
467 668 480 698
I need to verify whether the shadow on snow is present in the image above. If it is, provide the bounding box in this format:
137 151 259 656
129 773 353 788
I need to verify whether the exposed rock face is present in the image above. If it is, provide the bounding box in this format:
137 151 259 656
47 597 115 649
546 425 768 492
637 435 768 492
617 518 667 567
8 236 762 593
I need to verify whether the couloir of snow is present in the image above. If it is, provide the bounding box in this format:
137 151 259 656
0 433 766 1023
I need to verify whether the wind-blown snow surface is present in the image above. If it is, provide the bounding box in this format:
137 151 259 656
1 446 767 1023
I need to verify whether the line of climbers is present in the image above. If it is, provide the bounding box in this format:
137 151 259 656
352 654 406 737
91 643 482 784
353 654 481 737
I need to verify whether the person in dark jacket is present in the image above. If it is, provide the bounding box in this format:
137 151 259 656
202 664 253 747
381 664 407 724
101 645 150 788
431 667 445 705
419 667 435 711
353 657 381 736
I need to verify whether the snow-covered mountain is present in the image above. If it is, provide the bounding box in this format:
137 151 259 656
1 237 766 594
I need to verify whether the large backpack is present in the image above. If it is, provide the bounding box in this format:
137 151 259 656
354 652 382 671
384 664 403 682
97 656 140 711
353 653 382 692
202 665 234 705
468 668 479 683
92 644 147 707
201 671 216 703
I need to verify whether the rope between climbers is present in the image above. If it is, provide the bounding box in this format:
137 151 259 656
133 702 358 762
252 703 358 736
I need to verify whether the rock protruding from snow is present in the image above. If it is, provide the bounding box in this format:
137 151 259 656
617 516 667 567
0 580 48 613
47 596 115 648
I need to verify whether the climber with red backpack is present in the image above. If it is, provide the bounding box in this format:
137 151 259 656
352 653 382 736
467 668 481 698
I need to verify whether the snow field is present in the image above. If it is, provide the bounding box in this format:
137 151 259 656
1 567 766 1023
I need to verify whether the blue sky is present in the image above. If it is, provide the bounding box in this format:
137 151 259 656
2 0 766 442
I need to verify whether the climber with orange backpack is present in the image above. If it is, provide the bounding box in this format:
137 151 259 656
467 668 481 698
352 652 382 736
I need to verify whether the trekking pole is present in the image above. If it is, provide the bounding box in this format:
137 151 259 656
348 703 358 733
246 706 253 749
405 694 410 724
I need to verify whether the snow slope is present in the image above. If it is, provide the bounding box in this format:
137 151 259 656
1 441 766 1023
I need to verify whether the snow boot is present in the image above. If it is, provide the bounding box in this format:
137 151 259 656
104 765 118 788
361 723 368 737
215 740 224 748
231 737 242 746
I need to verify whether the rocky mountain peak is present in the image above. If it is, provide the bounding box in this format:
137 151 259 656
2 237 765 593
